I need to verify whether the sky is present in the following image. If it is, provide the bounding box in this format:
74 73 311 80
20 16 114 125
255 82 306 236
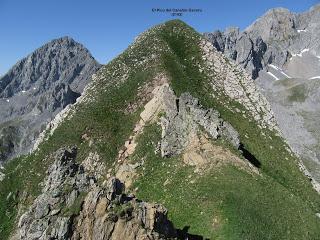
0 0 319 75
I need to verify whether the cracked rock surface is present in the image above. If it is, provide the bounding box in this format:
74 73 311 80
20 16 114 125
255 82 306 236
160 90 240 157
13 147 178 240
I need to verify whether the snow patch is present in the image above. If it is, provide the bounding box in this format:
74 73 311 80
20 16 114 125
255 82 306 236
269 64 280 71
297 29 307 33
291 53 302 58
269 64 291 78
6 99 9 103
280 71 291 78
33 87 36 90
291 48 310 58
267 72 279 81
22 90 26 93
309 76 320 80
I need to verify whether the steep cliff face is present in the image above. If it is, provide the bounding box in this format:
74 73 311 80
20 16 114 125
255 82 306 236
204 5 320 79
1 20 320 240
204 27 267 79
0 37 100 163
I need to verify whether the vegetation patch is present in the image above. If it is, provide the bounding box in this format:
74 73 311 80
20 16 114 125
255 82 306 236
62 192 87 217
288 84 307 102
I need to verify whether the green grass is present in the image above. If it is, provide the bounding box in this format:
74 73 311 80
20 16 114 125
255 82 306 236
133 123 320 239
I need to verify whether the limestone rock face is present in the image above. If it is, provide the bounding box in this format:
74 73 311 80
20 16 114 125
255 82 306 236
0 37 100 164
15 147 177 240
134 84 241 158
204 5 320 80
204 29 267 80
114 83 257 190
160 92 225 157
17 147 90 239
72 180 176 240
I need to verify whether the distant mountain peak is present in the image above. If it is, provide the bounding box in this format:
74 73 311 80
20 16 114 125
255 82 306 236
0 36 101 162
0 36 99 99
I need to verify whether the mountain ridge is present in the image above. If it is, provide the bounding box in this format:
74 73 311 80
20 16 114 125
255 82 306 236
1 20 320 239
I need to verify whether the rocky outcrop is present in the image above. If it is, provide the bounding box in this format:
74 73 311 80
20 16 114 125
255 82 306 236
204 28 267 79
72 180 176 240
16 147 90 239
0 126 19 164
160 90 240 157
14 147 179 240
155 87 257 173
0 170 4 181
124 83 241 159
0 37 100 163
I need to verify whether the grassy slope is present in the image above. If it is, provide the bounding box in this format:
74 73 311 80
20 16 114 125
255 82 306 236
133 21 320 239
133 124 320 239
0 20 319 239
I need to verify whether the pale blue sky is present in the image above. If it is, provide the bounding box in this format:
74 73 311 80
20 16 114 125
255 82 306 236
0 0 318 75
